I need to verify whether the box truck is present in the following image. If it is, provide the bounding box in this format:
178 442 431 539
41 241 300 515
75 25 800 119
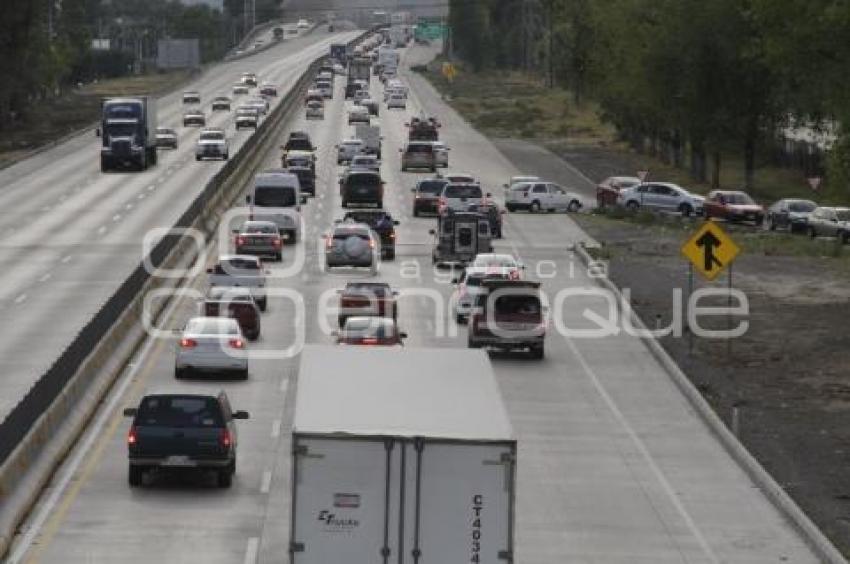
291 346 516 563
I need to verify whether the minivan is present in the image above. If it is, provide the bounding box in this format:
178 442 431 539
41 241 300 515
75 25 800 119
246 170 304 242
340 170 385 208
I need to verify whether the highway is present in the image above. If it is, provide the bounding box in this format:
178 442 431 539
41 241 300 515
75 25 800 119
7 42 823 564
0 28 358 421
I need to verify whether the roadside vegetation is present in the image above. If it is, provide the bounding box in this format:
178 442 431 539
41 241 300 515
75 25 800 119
444 0 850 201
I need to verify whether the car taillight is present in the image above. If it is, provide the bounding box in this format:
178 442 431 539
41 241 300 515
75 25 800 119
229 338 245 349
369 239 376 249
389 232 395 239
236 236 246 246
273 238 282 248
180 338 197 348
361 337 379 345
127 426 137 446
219 429 232 448
326 237 333 249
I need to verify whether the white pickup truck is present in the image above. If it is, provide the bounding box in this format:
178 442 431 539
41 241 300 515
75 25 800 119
206 255 268 311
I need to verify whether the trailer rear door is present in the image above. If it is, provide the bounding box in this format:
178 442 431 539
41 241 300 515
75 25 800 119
403 442 515 563
292 437 402 563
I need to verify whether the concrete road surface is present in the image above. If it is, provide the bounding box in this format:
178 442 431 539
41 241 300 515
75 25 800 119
0 29 358 422
6 41 824 564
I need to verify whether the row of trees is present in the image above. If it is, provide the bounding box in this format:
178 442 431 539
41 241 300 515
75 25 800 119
449 0 850 194
0 0 281 132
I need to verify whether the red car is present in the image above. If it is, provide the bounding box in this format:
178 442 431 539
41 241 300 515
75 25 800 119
596 176 641 208
703 190 765 225
202 287 261 340
335 317 407 346
338 282 397 327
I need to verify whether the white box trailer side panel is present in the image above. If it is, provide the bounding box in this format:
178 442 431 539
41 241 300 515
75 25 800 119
406 442 514 564
292 437 402 562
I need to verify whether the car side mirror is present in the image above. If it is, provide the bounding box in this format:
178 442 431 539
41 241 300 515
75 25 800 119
393 220 399 225
232 410 250 420
123 407 137 417
428 229 436 235
399 332 408 339
486 193 492 198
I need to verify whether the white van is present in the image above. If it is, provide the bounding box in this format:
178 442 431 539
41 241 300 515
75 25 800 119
246 170 304 242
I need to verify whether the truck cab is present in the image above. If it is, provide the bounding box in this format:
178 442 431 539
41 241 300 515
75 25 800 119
98 97 158 172
429 210 493 266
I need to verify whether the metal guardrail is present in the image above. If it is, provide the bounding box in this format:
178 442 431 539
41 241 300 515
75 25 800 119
0 31 371 468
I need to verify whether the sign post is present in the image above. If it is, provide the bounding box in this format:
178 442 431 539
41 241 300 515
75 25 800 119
681 221 741 356
808 176 822 193
637 170 650 182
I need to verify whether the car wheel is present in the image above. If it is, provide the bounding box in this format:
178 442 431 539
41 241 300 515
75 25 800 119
841 231 850 245
468 338 481 349
530 344 545 360
128 465 143 487
626 201 640 211
506 204 516 213
223 153 229 160
195 155 201 161
377 200 383 209
386 249 395 260
236 368 249 380
217 468 233 488
174 367 185 379
413 208 420 217
810 227 817 239
258 298 267 312
679 203 693 217
455 313 466 324
768 216 776 231
342 199 348 208
275 252 282 262
530 201 541 213
568 200 581 213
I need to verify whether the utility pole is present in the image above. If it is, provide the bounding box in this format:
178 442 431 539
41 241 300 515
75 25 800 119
547 0 554 88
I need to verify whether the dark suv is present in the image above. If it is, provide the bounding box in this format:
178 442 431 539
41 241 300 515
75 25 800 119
339 170 385 208
468 279 546 359
124 391 249 488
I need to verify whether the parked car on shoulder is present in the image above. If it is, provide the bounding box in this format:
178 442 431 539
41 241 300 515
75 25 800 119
766 198 817 233
596 176 641 208
703 190 764 225
124 391 249 488
618 182 704 217
505 181 582 213
807 206 850 242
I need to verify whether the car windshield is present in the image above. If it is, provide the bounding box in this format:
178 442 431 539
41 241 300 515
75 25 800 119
254 185 296 207
186 318 240 335
200 131 224 141
348 174 380 187
788 201 816 212
418 180 447 195
342 318 395 338
407 144 432 153
156 129 174 136
137 396 223 428
243 222 276 234
725 192 755 205
466 273 508 287
494 294 542 315
106 124 137 137
286 139 312 150
445 185 483 198
345 283 391 296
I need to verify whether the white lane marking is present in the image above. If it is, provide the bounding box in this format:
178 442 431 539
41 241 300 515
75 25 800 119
270 419 282 439
561 334 720 563
148 185 156 191
243 537 260 564
14 294 27 304
125 203 134 210
280 378 289 395
6 274 189 563
112 214 122 222
39 273 52 283
137 194 145 200
61 255 72 263
260 470 272 494
98 226 107 235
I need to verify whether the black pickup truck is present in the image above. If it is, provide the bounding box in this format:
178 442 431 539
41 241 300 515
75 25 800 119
124 392 249 488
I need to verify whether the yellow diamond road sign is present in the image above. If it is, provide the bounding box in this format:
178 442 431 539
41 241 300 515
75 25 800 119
681 221 740 281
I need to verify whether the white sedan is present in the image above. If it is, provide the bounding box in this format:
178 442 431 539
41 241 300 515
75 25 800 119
470 253 525 280
174 317 248 379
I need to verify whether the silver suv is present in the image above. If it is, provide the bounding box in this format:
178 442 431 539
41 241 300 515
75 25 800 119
400 142 436 172
438 183 486 214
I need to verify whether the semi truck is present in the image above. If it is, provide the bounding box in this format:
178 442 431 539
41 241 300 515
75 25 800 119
345 56 372 98
330 43 348 64
98 96 158 172
290 346 516 564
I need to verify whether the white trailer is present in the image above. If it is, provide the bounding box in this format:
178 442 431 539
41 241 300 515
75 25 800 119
291 346 516 564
